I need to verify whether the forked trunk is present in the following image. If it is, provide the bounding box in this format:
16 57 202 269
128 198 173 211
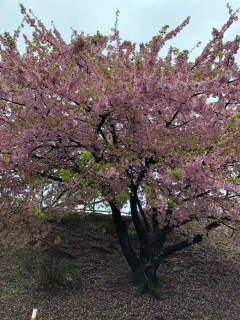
109 201 163 299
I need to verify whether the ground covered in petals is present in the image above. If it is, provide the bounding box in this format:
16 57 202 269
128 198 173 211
0 213 240 320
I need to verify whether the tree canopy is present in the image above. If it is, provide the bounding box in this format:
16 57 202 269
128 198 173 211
0 4 240 298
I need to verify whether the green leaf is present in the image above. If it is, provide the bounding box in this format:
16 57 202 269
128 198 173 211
135 54 143 67
3 31 15 47
194 143 206 155
77 150 93 165
35 208 46 219
128 153 139 162
228 114 240 129
144 185 152 193
193 243 202 251
167 199 176 208
194 71 202 79
227 175 240 184
170 168 182 180
56 169 73 182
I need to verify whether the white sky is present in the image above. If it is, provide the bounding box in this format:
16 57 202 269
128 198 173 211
0 0 240 58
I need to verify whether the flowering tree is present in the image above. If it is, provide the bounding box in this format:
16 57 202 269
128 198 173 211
1 5 240 298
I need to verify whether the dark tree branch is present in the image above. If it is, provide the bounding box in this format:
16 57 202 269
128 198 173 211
162 234 203 258
129 186 150 261
182 190 210 202
162 217 230 258
37 172 63 182
31 144 44 153
151 216 195 248
190 60 200 70
166 110 179 128
0 97 26 107
69 138 86 148
109 201 139 272
96 113 110 142
205 221 220 235
225 99 231 109
136 194 150 233
191 92 204 98
151 208 161 238
0 117 14 126
43 188 70 210
110 124 118 145
32 154 44 160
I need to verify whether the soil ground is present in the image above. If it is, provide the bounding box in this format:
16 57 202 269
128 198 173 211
0 212 240 320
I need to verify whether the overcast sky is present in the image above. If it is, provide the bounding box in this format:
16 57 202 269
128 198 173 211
0 0 240 58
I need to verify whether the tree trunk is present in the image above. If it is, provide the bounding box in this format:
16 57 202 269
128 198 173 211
109 201 140 272
109 199 164 299
132 257 163 299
